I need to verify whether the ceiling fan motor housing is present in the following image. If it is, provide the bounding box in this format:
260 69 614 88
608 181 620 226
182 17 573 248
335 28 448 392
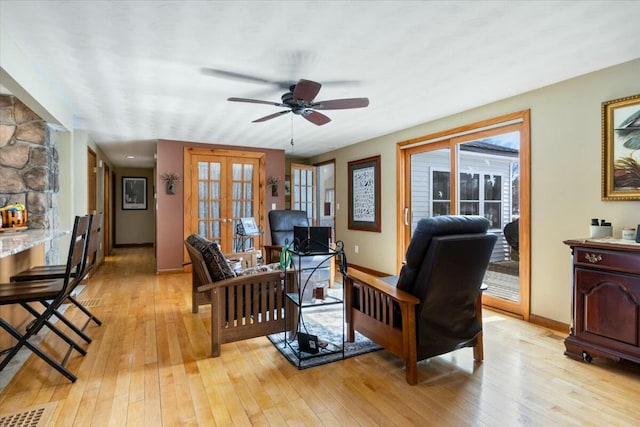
282 88 311 116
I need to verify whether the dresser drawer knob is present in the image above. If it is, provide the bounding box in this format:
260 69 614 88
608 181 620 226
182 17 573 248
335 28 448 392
585 253 602 263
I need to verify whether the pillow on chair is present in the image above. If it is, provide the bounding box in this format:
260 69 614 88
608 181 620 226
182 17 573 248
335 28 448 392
186 234 235 282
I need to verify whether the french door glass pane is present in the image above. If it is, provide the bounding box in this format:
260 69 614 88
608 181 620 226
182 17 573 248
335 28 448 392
211 182 220 199
232 163 241 180
210 162 220 180
232 182 241 199
244 164 253 181
198 182 207 199
198 162 208 179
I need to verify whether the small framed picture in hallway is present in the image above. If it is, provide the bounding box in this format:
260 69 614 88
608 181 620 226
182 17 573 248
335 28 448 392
122 177 147 210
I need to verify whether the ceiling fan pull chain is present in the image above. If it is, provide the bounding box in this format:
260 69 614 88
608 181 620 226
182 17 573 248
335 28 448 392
290 115 295 151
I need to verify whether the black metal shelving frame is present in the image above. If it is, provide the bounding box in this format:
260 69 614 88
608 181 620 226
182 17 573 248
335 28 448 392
283 240 346 368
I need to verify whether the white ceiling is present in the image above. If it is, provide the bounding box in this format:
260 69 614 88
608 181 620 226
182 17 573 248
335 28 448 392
1 1 639 168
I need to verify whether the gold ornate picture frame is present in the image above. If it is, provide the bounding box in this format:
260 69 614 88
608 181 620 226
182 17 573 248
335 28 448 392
602 94 640 201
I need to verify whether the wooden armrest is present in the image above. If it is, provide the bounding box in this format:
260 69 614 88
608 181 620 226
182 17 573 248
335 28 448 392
197 270 283 293
345 268 420 385
345 268 419 305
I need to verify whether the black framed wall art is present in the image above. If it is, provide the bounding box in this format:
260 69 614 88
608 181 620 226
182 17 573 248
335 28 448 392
348 155 381 232
122 176 148 210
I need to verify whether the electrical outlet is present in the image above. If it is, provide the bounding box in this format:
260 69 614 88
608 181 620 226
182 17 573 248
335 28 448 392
271 203 276 210
354 245 359 254
336 203 340 210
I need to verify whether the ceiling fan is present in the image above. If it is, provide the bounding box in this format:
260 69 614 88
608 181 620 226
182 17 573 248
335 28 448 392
225 79 369 126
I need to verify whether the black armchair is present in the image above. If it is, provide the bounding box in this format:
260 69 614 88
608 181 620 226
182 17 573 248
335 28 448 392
264 210 307 263
264 210 334 287
344 215 497 384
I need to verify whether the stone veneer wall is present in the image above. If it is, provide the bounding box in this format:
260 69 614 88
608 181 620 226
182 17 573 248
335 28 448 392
0 94 60 262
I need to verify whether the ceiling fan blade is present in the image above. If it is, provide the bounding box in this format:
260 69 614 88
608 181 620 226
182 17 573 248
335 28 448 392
252 110 291 123
228 97 286 107
312 98 370 110
293 79 321 102
202 68 293 89
303 111 331 126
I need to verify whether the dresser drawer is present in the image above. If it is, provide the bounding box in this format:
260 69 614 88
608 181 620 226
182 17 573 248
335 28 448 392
574 247 640 274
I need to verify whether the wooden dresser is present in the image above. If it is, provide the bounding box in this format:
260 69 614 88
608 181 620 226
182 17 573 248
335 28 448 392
563 239 640 364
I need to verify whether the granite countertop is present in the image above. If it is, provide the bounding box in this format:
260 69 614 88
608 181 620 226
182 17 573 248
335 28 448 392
0 228 70 259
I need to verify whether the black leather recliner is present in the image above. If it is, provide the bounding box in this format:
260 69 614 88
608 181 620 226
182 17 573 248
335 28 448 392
345 215 497 384
265 210 333 287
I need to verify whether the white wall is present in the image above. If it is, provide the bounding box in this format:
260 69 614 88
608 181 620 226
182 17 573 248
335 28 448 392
312 58 640 324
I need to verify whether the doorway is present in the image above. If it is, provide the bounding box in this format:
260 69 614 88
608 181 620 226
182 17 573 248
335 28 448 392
290 161 336 241
183 148 265 255
398 111 530 319
315 161 336 242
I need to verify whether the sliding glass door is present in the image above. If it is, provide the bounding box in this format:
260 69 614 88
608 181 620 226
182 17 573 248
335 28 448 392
400 112 530 318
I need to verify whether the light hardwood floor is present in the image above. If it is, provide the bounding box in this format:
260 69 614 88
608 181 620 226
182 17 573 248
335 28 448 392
1 247 639 426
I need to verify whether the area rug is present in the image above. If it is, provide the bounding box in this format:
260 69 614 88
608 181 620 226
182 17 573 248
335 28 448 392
268 304 382 369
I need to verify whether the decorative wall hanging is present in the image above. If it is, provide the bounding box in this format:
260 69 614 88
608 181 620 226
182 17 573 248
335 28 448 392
602 94 640 201
348 155 381 232
268 176 281 197
160 172 180 195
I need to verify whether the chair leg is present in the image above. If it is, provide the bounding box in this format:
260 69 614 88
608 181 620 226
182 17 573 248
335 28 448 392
401 301 418 385
473 293 484 361
0 318 78 382
192 291 199 314
67 295 103 326
21 303 87 356
36 300 92 344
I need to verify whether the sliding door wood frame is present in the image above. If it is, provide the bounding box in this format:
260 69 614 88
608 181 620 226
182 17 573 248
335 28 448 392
396 110 531 320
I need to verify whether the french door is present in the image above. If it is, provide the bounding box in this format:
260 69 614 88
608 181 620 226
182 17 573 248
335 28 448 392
184 148 265 254
399 111 530 319
291 163 315 224
290 161 337 241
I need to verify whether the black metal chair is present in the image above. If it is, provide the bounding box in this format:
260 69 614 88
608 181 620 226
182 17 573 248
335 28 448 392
11 213 104 335
0 215 91 382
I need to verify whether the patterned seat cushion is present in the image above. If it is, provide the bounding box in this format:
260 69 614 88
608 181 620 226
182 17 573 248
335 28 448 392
186 234 235 282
